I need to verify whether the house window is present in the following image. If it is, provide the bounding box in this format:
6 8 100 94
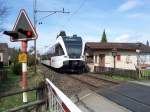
117 55 121 61
126 55 132 64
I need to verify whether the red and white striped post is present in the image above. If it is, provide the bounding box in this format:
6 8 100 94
21 41 28 103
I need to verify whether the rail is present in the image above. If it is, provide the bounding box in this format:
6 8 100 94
46 78 82 112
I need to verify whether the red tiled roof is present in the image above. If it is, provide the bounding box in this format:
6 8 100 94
86 42 150 52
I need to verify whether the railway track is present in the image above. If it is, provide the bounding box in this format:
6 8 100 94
69 74 118 90
85 74 119 84
69 75 99 88
41 64 119 95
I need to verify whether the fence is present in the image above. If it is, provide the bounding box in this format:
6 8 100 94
0 79 82 112
0 85 46 112
140 69 150 80
94 66 138 79
46 78 82 112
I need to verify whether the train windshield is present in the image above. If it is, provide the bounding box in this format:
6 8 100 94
63 36 82 58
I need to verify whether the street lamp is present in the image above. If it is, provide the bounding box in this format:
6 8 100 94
112 48 117 70
136 49 141 79
136 49 141 66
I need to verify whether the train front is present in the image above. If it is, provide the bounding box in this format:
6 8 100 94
62 35 85 72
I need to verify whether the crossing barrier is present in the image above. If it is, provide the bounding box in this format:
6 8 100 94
46 78 82 112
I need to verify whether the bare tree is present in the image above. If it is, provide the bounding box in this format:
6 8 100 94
0 0 9 32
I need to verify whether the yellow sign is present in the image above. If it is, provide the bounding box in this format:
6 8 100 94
18 53 27 63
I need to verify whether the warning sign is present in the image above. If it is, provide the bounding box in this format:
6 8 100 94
18 53 27 63
12 9 38 42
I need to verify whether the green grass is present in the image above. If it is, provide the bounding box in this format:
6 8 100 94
0 67 19 92
142 70 150 76
112 75 134 81
0 91 36 112
0 66 43 112
99 74 134 81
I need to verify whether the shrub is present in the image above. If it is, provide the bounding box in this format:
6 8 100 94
11 62 22 75
28 55 35 67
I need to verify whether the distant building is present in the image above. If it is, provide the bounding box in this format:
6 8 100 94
0 43 9 65
85 42 150 72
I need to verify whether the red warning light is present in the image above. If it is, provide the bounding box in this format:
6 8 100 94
27 31 32 37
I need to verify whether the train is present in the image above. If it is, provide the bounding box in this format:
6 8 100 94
41 34 86 73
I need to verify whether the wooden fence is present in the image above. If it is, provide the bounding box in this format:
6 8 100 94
0 82 47 112
94 66 139 79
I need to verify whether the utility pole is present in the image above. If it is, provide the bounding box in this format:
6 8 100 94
33 0 37 73
33 0 69 73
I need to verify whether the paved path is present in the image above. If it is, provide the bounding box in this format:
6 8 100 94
98 82 150 112
71 89 131 112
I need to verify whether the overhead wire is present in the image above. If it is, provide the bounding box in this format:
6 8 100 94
68 0 86 21
61 0 87 29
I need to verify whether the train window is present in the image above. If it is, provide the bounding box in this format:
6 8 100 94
63 36 82 58
55 44 64 56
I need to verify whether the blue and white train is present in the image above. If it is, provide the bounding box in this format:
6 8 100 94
41 34 85 72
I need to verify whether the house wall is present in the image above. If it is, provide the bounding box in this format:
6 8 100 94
93 51 137 70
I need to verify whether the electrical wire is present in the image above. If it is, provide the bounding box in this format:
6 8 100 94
37 12 56 21
69 0 86 21
61 0 86 29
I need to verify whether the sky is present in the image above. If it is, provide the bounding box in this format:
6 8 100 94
0 0 150 53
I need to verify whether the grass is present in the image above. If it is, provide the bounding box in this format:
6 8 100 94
0 65 44 112
0 91 36 112
0 67 19 92
99 73 135 81
142 70 150 76
112 75 134 81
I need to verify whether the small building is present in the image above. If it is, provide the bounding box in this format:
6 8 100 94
85 42 150 72
0 43 9 65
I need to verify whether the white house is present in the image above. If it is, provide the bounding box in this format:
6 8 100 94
85 42 150 72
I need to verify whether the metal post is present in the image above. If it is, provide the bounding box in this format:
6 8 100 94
114 56 116 69
136 49 141 79
33 0 37 73
112 48 117 76
33 0 69 74
21 41 28 103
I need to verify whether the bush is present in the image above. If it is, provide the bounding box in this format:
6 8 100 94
11 62 22 75
28 55 38 67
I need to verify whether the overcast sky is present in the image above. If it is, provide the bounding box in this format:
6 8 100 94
0 0 150 52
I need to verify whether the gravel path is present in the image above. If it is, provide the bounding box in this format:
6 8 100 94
39 65 88 97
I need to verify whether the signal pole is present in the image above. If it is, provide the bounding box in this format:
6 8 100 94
33 0 69 73
21 41 28 103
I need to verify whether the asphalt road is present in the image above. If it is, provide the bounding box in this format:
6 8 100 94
98 82 150 112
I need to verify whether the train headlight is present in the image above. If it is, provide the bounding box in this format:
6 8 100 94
80 55 85 58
